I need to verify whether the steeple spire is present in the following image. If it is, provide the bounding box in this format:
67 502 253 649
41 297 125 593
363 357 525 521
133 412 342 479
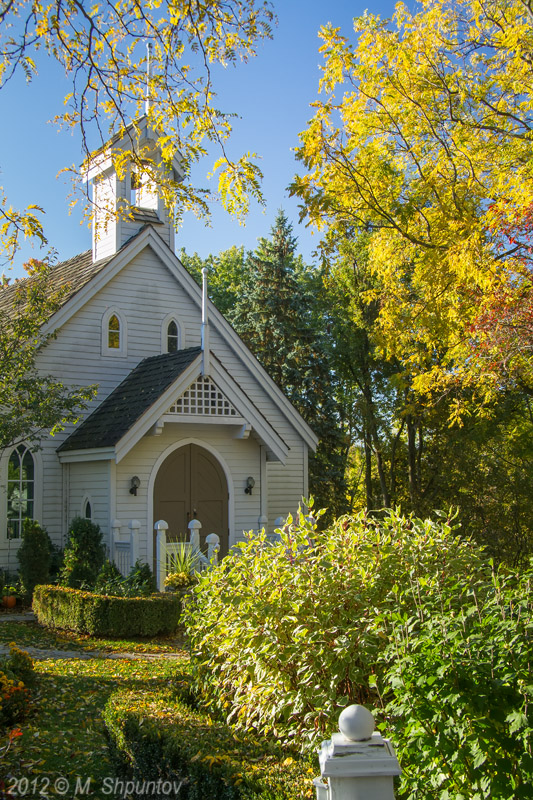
145 42 152 116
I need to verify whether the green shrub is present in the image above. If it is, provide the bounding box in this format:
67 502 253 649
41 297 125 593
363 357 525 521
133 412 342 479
125 560 157 596
380 565 533 800
3 644 36 688
49 539 64 581
16 518 51 599
182 507 490 750
32 585 181 637
94 559 124 595
60 517 105 588
94 559 157 597
0 645 35 728
103 682 315 799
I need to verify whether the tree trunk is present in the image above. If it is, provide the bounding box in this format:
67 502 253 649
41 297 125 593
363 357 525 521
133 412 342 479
364 427 373 509
407 416 419 509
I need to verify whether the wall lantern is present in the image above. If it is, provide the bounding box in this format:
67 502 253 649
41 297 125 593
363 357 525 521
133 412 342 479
129 476 141 496
245 476 255 495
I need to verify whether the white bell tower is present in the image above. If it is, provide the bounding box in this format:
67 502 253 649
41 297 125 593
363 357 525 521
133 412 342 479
85 116 184 262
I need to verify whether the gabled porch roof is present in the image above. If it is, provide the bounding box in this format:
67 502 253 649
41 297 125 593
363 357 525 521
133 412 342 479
57 347 289 464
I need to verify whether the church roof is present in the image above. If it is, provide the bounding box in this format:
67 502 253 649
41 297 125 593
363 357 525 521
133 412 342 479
0 250 112 321
58 348 202 452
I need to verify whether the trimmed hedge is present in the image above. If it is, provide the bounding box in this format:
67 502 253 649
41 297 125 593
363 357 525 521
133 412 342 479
33 585 181 637
103 679 315 800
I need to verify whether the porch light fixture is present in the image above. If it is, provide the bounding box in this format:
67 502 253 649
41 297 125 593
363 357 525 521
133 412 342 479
245 476 255 495
129 476 141 496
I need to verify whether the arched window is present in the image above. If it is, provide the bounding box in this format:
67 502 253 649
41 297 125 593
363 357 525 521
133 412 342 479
84 500 92 520
7 446 35 539
167 320 179 352
102 308 127 356
108 314 120 349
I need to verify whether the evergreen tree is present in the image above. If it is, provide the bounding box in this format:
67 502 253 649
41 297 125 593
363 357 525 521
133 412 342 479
230 211 348 519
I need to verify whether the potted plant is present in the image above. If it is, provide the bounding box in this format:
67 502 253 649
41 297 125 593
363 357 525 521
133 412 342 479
164 543 199 595
2 585 18 609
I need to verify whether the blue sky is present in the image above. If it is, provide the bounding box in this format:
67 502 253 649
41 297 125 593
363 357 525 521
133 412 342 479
1 0 398 279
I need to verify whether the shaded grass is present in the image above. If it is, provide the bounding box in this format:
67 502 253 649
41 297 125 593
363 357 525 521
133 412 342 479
0 621 189 799
0 620 186 653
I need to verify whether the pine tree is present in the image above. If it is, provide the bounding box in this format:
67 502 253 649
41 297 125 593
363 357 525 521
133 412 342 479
230 211 347 519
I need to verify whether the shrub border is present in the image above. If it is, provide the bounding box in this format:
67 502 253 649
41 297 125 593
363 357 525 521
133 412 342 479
32 585 181 637
103 681 314 800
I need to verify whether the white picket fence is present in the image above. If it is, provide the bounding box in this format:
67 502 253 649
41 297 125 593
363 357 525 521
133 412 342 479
111 519 140 577
111 517 220 589
154 518 220 591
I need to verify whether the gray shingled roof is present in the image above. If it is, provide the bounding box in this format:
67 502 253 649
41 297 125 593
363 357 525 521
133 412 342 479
58 348 202 452
0 250 113 321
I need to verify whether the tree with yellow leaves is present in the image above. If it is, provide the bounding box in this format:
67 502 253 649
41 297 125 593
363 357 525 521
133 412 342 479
292 0 533 415
0 0 274 263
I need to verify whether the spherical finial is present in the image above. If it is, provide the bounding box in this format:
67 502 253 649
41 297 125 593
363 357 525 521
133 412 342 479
338 704 375 741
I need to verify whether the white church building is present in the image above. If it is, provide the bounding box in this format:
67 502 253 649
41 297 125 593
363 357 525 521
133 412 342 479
0 118 318 574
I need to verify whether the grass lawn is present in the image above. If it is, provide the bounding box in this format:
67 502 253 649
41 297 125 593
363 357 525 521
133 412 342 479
0 621 188 799
0 619 187 654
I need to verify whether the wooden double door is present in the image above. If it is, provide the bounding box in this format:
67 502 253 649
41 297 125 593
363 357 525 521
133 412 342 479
153 444 229 557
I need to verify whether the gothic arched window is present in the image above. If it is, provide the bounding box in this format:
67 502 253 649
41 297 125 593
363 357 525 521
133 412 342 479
7 446 35 539
102 308 127 356
167 320 179 352
108 314 120 349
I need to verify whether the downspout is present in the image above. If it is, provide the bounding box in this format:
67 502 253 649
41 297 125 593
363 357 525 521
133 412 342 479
201 267 210 375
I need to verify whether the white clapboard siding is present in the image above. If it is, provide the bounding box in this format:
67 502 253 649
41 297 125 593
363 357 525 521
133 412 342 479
67 460 111 551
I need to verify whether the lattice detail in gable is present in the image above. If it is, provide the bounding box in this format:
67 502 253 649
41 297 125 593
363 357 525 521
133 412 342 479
167 377 238 417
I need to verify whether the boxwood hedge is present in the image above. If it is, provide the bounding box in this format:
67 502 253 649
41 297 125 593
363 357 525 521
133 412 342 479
103 677 315 800
33 585 181 637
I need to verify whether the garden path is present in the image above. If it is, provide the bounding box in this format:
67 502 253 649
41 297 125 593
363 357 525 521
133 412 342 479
0 611 184 660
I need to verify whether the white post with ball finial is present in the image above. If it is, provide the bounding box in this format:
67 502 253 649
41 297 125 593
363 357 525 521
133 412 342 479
313 704 400 800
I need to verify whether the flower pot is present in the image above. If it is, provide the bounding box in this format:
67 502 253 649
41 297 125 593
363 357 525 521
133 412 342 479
2 595 16 609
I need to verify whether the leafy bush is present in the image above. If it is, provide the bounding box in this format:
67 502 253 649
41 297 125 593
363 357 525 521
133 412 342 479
182 508 489 750
33 585 181 637
184 507 533 799
94 559 157 597
60 517 105 589
94 559 124 595
380 566 533 799
49 540 64 581
126 560 157 596
0 645 35 728
104 680 314 800
16 518 51 599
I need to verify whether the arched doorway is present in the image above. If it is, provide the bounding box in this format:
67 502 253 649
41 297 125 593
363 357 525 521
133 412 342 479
153 443 229 559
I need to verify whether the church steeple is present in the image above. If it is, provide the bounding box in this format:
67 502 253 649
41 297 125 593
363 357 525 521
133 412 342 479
85 116 184 262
